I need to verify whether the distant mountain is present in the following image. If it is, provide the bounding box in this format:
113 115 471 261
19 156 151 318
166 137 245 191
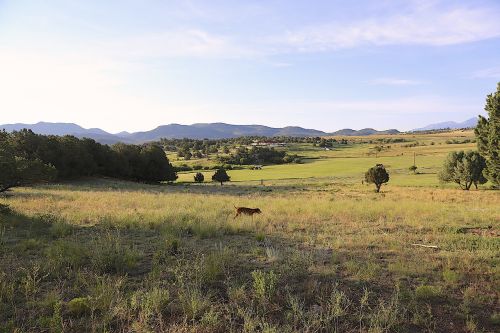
330 128 401 136
0 121 401 144
0 122 128 144
412 117 478 131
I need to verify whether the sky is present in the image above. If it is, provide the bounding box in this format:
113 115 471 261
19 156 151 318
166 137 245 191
0 0 499 133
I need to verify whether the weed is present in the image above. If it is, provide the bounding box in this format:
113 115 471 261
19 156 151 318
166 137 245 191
130 287 170 323
45 240 88 273
179 286 211 321
415 285 441 302
20 263 48 301
49 221 73 238
18 238 44 252
251 270 278 304
442 268 461 285
90 231 141 274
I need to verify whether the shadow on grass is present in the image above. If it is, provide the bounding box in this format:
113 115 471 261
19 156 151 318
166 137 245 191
26 177 318 196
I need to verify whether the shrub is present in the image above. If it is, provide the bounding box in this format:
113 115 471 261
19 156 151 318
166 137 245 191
194 172 204 183
66 297 91 317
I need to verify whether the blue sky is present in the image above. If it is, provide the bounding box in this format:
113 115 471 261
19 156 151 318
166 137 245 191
0 0 499 133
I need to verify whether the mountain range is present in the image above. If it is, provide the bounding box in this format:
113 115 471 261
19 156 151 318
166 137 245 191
1 117 478 144
412 117 478 131
0 122 404 144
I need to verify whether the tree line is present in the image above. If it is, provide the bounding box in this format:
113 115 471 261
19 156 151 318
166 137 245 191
0 130 177 192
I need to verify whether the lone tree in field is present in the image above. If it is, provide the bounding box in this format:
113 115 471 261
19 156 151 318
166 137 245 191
212 168 230 186
0 135 57 192
475 82 500 187
438 151 487 190
365 164 389 192
194 172 204 183
409 165 418 174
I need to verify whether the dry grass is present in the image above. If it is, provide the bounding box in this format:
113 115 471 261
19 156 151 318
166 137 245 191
0 179 498 332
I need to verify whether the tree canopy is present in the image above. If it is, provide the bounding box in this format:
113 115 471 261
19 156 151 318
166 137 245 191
0 133 57 192
475 82 500 187
212 168 230 185
365 164 389 192
438 150 487 190
0 130 177 187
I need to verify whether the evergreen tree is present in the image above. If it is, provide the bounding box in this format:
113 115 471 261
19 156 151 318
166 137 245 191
475 82 500 187
438 151 487 190
212 168 230 185
194 172 204 183
365 164 389 192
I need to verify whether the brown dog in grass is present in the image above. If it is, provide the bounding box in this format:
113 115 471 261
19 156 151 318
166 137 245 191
234 206 262 220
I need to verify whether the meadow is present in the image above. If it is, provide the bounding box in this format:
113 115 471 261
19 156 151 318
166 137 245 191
0 130 499 332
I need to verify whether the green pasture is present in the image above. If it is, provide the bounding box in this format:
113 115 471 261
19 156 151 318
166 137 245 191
176 139 478 187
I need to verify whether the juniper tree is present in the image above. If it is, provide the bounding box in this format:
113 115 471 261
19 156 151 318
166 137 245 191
438 151 487 190
365 164 389 192
212 168 230 186
475 82 500 187
194 172 204 183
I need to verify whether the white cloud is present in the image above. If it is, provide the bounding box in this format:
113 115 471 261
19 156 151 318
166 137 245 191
472 66 500 79
105 29 258 59
369 78 423 86
281 6 500 52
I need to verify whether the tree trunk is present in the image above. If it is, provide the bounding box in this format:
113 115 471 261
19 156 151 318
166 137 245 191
220 181 223 186
375 184 381 193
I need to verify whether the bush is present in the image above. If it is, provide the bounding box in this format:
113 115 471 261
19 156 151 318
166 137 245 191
66 297 90 317
194 172 204 183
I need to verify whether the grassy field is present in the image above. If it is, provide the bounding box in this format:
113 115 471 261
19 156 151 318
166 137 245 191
1 130 499 332
175 130 477 187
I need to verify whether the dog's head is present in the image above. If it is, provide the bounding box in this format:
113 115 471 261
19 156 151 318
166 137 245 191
255 208 262 214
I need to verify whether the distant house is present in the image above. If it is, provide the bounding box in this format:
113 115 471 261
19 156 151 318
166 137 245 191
250 140 287 148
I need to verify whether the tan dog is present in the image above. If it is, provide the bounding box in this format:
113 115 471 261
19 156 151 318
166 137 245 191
234 206 262 220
